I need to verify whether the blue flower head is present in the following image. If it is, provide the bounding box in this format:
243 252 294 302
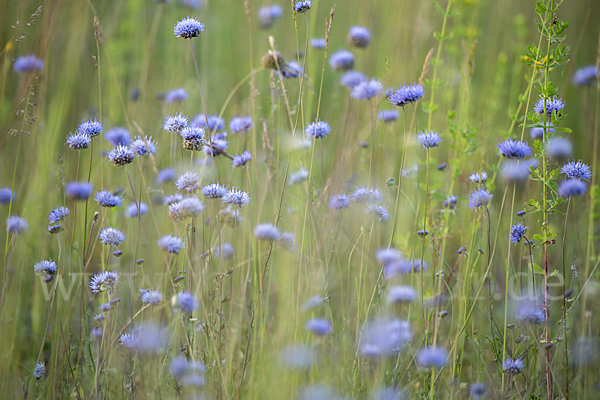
232 150 252 167
140 289 163 305
202 182 228 199
203 134 229 156
48 206 70 223
467 188 492 209
33 259 58 276
90 271 119 293
229 116 253 133
214 243 234 258
0 188 15 204
329 193 351 210
545 137 572 160
305 319 332 336
340 71 367 89
175 171 200 192
157 235 184 254
33 362 45 379
502 358 524 375
95 190 123 208
66 132 91 150
517 302 546 325
416 346 448 369
469 383 487 400
558 179 587 198
163 114 188 133
347 26 371 48
417 130 442 149
561 160 592 181
530 124 554 140
125 202 149 218
131 136 158 156
192 113 225 132
178 291 199 313
387 83 425 107
510 222 527 245
469 171 487 184
366 204 389 222
293 1 312 13
329 50 355 72
174 17 204 39
107 145 135 166
310 38 326 49
305 120 331 139
386 285 417 304
66 182 93 200
222 189 251 207
572 65 598 87
351 186 382 203
500 159 538 183
377 110 399 122
49 222 64 234
180 126 206 151
105 127 131 146
78 119 103 138
13 55 43 73
165 88 188 103
533 96 565 116
157 168 176 184
359 318 412 358
497 139 531 159
6 216 28 234
254 223 281 241
351 79 383 100
98 227 125 246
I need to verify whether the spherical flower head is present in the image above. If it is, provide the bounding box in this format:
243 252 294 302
0 188 15 204
351 79 383 100
14 55 43 73
48 223 63 234
202 182 228 199
500 159 537 183
329 50 355 72
131 136 158 156
34 259 58 276
417 130 442 149
502 358 524 375
561 160 592 182
530 125 555 140
469 383 487 400
214 243 234 259
163 114 188 133
376 248 402 266
469 171 487 184
178 291 199 313
157 168 176 184
386 285 417 304
254 223 281 241
232 150 252 167
178 197 205 217
95 190 123 208
165 88 188 103
157 235 184 254
6 216 28 234
351 186 383 204
222 189 251 207
203 136 229 156
107 145 135 166
329 193 351 210
359 318 412 358
33 362 45 379
310 38 326 49
174 17 204 39
387 83 425 107
125 202 149 218
163 193 183 206
77 119 103 138
66 182 93 200
305 318 332 336
279 61 302 79
105 127 131 146
517 303 546 325
66 132 91 150
229 116 253 133
366 204 389 222
545 137 572 160
377 110 399 122
572 65 598 87
305 120 331 139
140 289 163 305
279 231 295 251
293 1 312 13
98 227 126 246
497 139 531 159
467 188 492 209
192 113 225 132
48 206 70 223
510 222 527 245
340 71 367 89
175 171 200 192
288 168 309 185
533 96 565 116
89 271 119 293
383 260 414 279
445 195 458 209
99 302 112 312
347 26 371 48
179 126 206 151
416 346 448 369
119 333 139 349
558 179 587 198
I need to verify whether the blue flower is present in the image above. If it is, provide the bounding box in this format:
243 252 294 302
131 136 158 156
100 303 112 312
157 235 184 254
510 222 527 244
417 130 442 149
517 302 545 324
125 202 149 218
157 168 176 184
502 358 524 375
340 71 367 89
254 223 281 241
165 88 188 103
377 110 399 122
351 186 383 203
98 227 126 246
445 195 457 209
572 65 598 87
347 26 371 48
178 291 199 313
0 188 14 204
469 171 487 184
329 50 355 72
163 193 183 206
229 116 253 133
7 216 28 234
119 333 138 348
177 197 205 217
375 248 402 266
500 159 538 182
95 190 123 208
258 5 282 29
279 60 302 79
202 183 227 199
34 259 57 276
293 1 312 13
48 206 70 223
545 137 572 160
66 182 93 200
48 223 63 234
386 285 417 304
33 362 45 379
175 171 200 192
174 17 204 39
214 243 234 259
107 145 135 166
222 189 251 207
203 134 229 156
310 38 326 49
416 346 448 369
13 55 43 73
467 188 492 209
366 204 389 221
66 132 91 150
329 193 351 210
232 150 252 167
533 96 565 116
469 383 487 400
497 139 531 159
558 179 587 198
305 120 331 139
105 127 131 146
163 114 188 133
359 318 412 358
78 119 103 137
305 319 332 336
140 289 163 305
180 126 206 151
192 113 225 132
530 124 554 140
387 83 425 107
89 271 119 293
288 168 309 185
561 160 592 181
351 79 383 100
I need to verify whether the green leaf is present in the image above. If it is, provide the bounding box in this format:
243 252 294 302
532 264 545 275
